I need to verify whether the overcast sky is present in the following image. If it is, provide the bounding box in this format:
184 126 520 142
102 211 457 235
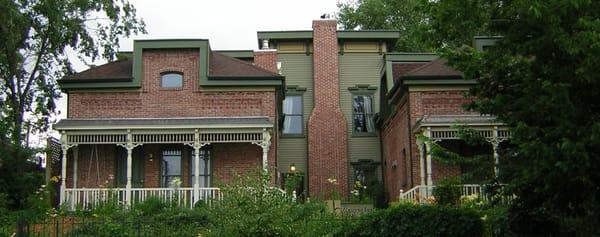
44 0 340 143
118 0 339 52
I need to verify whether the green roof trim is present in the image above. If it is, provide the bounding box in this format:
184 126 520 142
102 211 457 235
257 30 400 43
60 39 285 90
215 50 254 58
257 31 313 40
337 30 400 40
402 79 476 85
384 52 438 62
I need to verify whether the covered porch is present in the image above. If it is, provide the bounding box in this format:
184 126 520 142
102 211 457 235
54 117 274 209
400 115 511 202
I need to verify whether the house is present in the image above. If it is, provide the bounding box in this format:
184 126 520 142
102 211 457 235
53 19 506 208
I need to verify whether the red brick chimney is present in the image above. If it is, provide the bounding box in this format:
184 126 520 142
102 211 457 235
308 19 349 198
254 41 279 73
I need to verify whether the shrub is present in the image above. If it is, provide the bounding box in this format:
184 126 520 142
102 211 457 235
338 203 484 237
433 177 462 206
201 170 345 236
66 198 209 237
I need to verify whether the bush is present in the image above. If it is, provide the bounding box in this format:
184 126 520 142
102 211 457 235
433 177 462 206
201 170 346 236
66 198 209 237
338 203 484 237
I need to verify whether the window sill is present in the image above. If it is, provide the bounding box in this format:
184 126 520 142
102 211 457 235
281 134 306 138
159 87 183 91
352 132 378 137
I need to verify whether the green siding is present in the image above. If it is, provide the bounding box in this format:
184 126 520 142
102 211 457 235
277 54 313 173
339 53 383 164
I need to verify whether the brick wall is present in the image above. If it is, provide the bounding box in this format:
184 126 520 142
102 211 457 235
380 96 412 201
66 48 278 187
408 90 473 186
307 19 349 198
380 89 474 201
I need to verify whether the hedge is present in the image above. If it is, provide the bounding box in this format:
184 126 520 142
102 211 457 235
338 203 484 237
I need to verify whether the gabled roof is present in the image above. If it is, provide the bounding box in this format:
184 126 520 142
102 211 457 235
209 52 280 78
62 59 133 81
401 58 463 79
392 62 427 83
60 51 280 82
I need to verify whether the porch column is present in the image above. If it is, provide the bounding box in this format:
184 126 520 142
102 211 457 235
59 132 76 205
491 126 501 178
425 127 433 186
416 138 426 200
118 130 141 207
260 128 272 171
185 130 209 205
416 138 425 186
72 146 78 188
424 127 434 197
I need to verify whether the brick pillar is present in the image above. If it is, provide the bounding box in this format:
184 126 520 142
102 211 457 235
253 49 278 73
308 19 349 199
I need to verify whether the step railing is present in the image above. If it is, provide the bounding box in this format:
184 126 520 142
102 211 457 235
399 184 504 203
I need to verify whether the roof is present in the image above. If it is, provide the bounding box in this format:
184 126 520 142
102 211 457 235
62 58 133 81
54 117 273 130
60 52 280 82
392 62 427 83
401 58 463 79
209 52 280 78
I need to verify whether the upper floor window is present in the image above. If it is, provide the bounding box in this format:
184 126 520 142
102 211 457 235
353 95 375 133
349 85 377 135
283 86 306 135
161 72 183 88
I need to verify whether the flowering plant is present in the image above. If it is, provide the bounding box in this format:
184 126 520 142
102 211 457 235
326 177 342 200
349 180 371 203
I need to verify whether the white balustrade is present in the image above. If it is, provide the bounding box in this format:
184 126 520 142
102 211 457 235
64 187 221 210
399 184 506 203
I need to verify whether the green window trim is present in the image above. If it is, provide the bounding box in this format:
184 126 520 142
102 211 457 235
160 148 183 188
349 85 378 137
282 86 306 137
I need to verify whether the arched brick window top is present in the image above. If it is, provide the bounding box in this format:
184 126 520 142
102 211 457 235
160 72 183 88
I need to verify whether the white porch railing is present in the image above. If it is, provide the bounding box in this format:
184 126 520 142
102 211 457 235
399 184 493 203
64 187 221 210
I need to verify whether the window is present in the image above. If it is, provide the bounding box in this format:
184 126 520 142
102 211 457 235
160 72 183 88
190 148 212 188
352 95 375 133
161 150 182 187
283 89 304 135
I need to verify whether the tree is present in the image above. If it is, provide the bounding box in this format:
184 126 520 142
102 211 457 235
336 0 493 51
0 0 145 146
0 0 145 209
442 0 600 235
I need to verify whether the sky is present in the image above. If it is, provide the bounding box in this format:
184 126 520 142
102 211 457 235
42 0 341 144
116 0 340 52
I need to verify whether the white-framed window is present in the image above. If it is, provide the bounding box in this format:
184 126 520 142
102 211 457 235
283 95 303 135
160 72 183 88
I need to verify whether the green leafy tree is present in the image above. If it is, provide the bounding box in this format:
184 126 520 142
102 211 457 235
0 0 145 209
0 0 145 145
336 0 493 51
442 0 600 235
